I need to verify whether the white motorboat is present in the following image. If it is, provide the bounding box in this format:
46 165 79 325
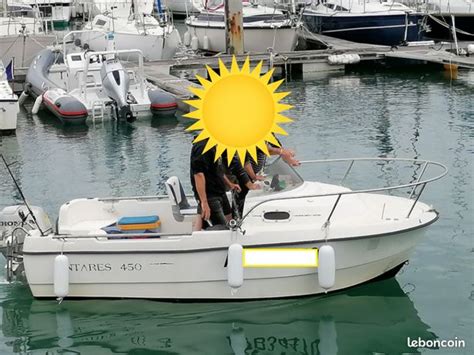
21 0 72 27
0 61 19 133
81 0 181 61
185 0 300 53
302 0 423 46
0 157 447 300
24 31 178 123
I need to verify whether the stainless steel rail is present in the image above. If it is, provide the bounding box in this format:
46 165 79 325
239 158 447 228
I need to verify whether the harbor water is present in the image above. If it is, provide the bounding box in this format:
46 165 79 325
0 69 473 354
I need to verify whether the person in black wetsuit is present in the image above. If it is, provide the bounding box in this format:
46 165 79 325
190 139 241 230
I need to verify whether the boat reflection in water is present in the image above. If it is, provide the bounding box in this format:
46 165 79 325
2 278 436 354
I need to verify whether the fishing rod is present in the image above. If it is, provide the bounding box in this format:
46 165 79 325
1 154 45 236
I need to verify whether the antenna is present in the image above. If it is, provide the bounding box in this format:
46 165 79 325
0 154 45 236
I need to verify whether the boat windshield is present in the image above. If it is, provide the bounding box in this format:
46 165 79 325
256 157 304 194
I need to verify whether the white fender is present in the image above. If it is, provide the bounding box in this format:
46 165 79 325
467 44 474 55
18 91 29 106
203 35 210 51
54 254 69 299
183 31 191 47
31 95 43 115
191 36 199 51
318 245 335 289
227 244 243 289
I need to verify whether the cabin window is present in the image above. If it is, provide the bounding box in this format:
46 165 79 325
95 19 107 27
263 211 290 221
71 55 82 61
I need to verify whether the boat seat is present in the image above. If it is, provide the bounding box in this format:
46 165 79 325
165 176 197 221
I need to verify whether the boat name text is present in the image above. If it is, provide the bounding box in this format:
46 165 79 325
68 263 144 272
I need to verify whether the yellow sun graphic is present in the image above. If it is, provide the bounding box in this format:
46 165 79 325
184 56 293 165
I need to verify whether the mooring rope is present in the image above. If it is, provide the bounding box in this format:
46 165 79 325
427 13 474 37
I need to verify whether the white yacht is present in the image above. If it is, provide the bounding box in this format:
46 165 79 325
81 0 181 61
185 0 300 53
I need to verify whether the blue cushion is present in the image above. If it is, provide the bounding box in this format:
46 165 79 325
118 215 159 225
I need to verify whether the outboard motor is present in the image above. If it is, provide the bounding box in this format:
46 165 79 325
100 58 135 122
0 205 52 256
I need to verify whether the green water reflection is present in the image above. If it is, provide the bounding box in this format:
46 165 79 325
1 279 435 354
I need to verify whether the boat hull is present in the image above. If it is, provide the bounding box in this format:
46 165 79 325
81 29 181 61
0 98 19 133
302 12 423 46
23 227 426 299
42 89 88 125
186 23 298 53
423 14 474 41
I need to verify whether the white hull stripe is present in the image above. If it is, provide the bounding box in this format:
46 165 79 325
323 23 418 34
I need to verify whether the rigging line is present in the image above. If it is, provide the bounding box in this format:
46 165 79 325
1 34 20 57
427 14 474 37
0 154 45 236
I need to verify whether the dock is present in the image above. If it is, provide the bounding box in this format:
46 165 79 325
12 34 473 108
140 35 473 109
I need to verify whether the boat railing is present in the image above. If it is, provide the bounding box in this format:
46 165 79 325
238 157 447 228
62 30 109 58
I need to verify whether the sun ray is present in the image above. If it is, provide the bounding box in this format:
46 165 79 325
193 130 210 143
256 141 270 156
183 109 202 120
267 79 284 93
250 61 263 78
189 86 206 99
183 99 202 109
195 75 212 89
241 57 250 74
230 56 240 74
226 147 237 164
260 69 275 84
236 147 248 166
275 114 293 123
218 59 229 77
266 133 280 146
186 120 205 131
206 65 220 82
203 137 217 154
273 92 290 102
276 103 293 113
271 124 288 135
247 145 257 164
215 144 227 162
